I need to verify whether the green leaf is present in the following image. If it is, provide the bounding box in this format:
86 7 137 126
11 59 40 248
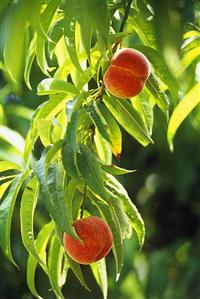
0 180 13 200
35 34 50 77
97 102 122 158
0 170 29 266
37 78 78 96
64 252 91 291
131 96 154 135
76 67 94 90
103 96 153 147
105 173 145 248
24 34 36 90
3 2 28 92
37 119 52 147
48 235 65 299
129 10 156 48
34 144 79 240
24 94 68 165
81 0 109 47
90 259 107 299
77 145 109 200
27 221 54 299
20 176 42 262
134 45 178 100
145 73 170 118
102 164 136 176
93 200 124 281
94 129 112 164
86 105 112 145
167 83 200 151
48 18 64 58
0 161 20 172
35 0 61 75
0 125 25 153
62 110 80 178
64 2 82 71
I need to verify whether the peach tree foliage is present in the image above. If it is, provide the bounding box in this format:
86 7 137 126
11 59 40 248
0 0 200 298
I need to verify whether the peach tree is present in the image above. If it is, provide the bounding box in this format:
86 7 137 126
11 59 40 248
0 0 199 298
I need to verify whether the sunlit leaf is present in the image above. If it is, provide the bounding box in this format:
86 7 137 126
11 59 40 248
0 180 13 199
145 73 170 118
0 161 20 172
167 83 200 150
97 102 122 158
77 145 109 200
103 96 153 147
90 259 107 299
20 176 42 262
0 171 29 266
62 110 80 178
27 221 54 299
37 78 78 96
105 173 145 248
48 235 65 299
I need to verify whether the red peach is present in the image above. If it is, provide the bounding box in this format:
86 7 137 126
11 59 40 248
63 216 113 264
103 48 150 99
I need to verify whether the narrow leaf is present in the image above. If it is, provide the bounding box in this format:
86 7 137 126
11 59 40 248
77 145 109 200
20 176 42 262
97 102 122 158
90 259 107 299
105 173 145 248
48 236 65 299
37 78 78 96
167 83 200 150
103 96 153 147
27 221 54 299
0 171 28 266
0 161 20 172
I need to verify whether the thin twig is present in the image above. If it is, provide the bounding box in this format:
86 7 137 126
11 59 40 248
80 182 87 218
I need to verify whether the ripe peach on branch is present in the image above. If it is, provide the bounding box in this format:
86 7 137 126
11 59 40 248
63 216 113 264
103 48 150 99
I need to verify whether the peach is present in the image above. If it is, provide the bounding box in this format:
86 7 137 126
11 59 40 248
103 48 150 98
63 216 113 264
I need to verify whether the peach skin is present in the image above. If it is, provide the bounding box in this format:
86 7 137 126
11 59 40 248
63 216 113 264
103 48 150 99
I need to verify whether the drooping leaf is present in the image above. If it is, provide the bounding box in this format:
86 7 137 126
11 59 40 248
64 1 82 71
105 173 145 248
93 199 124 281
0 171 29 266
145 73 170 118
27 221 54 299
24 34 36 90
48 235 65 299
97 102 122 158
167 83 200 150
20 176 42 262
3 1 28 92
131 95 154 135
77 145 109 200
134 45 178 100
62 110 80 178
65 252 91 291
90 259 108 299
86 105 112 145
103 96 153 147
94 129 112 164
37 119 52 147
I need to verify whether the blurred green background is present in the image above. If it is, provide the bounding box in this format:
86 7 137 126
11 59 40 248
0 0 200 299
